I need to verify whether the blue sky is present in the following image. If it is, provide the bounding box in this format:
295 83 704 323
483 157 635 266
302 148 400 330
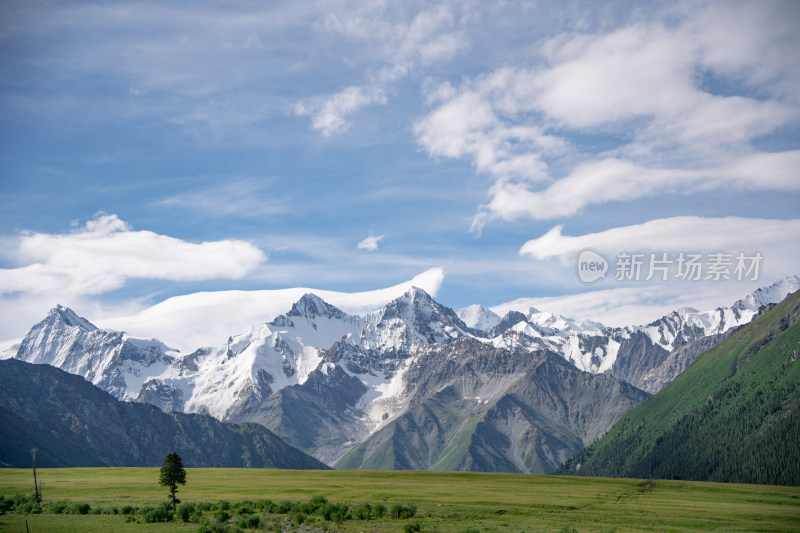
1 0 799 348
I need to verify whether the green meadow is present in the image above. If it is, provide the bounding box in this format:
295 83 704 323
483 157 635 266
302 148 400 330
0 468 798 532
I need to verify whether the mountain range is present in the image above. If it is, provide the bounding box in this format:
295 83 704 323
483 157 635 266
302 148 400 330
3 275 799 473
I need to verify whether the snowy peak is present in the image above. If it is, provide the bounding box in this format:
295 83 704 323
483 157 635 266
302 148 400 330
286 293 348 321
733 275 800 312
49 305 98 332
377 287 471 344
636 276 800 351
457 304 501 331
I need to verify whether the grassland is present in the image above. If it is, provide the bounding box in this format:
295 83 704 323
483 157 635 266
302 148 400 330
0 468 798 532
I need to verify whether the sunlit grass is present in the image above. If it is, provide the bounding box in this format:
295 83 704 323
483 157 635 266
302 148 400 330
1 468 798 532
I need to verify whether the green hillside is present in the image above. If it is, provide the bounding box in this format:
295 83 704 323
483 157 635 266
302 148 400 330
560 290 800 485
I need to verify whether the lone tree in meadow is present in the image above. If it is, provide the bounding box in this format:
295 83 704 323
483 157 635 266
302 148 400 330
159 452 187 511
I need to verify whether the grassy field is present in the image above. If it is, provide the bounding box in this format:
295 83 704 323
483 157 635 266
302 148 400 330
0 468 798 532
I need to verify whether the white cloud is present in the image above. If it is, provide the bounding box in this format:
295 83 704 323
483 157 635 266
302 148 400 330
0 214 267 296
97 267 445 351
297 1 471 135
357 235 384 252
519 216 800 261
412 0 800 229
484 152 800 221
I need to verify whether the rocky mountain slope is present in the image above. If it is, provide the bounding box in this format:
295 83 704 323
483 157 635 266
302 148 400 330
559 289 800 485
0 358 328 469
337 337 647 473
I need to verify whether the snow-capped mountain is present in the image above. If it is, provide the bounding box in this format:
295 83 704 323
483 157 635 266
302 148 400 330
471 275 800 390
14 305 177 400
7 275 799 468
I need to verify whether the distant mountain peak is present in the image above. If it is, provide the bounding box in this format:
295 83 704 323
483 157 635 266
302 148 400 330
49 305 98 332
457 304 502 331
286 293 346 320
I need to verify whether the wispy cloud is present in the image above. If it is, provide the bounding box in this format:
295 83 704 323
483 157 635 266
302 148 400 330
296 1 472 135
0 214 267 296
484 152 800 222
150 178 291 217
295 85 388 136
357 234 384 252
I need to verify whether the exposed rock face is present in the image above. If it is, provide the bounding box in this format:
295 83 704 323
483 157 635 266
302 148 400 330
337 337 648 473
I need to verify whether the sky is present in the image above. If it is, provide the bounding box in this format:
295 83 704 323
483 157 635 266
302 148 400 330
1 0 799 350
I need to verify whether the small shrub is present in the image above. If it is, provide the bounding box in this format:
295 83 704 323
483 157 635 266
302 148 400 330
197 519 234 533
256 499 273 511
217 500 231 511
214 509 231 523
275 500 294 514
351 502 372 520
69 502 91 515
47 501 69 514
143 504 174 523
404 520 422 533
317 502 348 522
197 501 215 512
121 504 136 515
373 503 387 518
390 503 417 519
178 502 198 523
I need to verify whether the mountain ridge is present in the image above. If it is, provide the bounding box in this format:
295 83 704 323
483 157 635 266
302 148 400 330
0 358 328 469
5 275 799 469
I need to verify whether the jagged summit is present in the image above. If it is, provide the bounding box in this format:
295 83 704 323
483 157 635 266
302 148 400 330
489 310 529 337
285 293 347 320
49 305 98 332
377 286 475 343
